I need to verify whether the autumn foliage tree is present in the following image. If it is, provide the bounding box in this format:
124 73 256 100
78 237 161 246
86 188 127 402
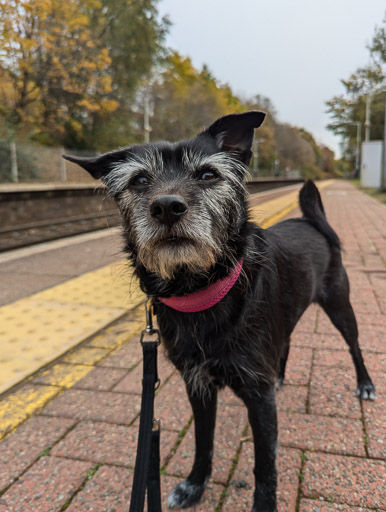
0 1 335 181
243 95 277 173
148 53 243 142
86 0 169 149
0 0 168 148
146 55 331 179
0 0 117 144
274 123 322 179
326 14 385 162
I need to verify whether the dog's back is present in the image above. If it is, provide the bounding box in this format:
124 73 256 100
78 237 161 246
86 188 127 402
263 180 343 332
268 180 340 254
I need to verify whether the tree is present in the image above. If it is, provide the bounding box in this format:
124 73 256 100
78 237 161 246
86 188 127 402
243 95 277 174
148 52 244 142
0 0 117 145
369 13 386 64
275 123 313 166
326 65 384 158
326 14 385 161
0 0 169 148
273 123 331 179
145 58 335 179
99 0 169 103
319 145 336 177
85 0 170 149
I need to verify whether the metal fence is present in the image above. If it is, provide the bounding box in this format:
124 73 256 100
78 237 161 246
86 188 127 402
0 140 98 184
0 139 285 184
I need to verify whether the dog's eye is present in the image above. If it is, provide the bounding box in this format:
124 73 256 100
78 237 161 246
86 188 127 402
197 168 219 182
130 175 150 189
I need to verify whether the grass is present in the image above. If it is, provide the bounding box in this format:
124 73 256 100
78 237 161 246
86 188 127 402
350 178 386 205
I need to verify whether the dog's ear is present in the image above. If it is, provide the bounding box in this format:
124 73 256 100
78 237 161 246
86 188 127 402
202 111 266 164
62 149 128 179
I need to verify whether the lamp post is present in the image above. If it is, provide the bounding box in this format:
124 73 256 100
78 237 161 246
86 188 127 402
364 93 372 142
144 89 151 143
253 137 265 177
355 121 361 179
142 73 156 143
382 90 386 191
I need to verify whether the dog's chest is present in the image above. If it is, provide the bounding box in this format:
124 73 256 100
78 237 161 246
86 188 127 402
158 309 276 394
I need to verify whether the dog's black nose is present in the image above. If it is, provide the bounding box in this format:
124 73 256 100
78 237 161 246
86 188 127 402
150 195 188 227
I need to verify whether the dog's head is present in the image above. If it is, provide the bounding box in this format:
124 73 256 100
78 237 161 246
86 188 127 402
64 112 265 280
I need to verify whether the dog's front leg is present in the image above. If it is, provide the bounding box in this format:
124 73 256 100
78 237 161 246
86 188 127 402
236 385 278 512
168 385 217 509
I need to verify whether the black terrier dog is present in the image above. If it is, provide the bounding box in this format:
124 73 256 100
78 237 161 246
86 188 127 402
64 112 375 511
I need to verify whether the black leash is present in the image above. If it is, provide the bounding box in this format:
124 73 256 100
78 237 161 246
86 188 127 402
129 298 162 512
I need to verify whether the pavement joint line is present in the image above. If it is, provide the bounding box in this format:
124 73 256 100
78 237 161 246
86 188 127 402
0 419 83 498
58 463 103 512
155 368 177 394
277 446 383 461
162 416 194 472
0 180 335 444
314 306 320 334
215 421 251 511
305 349 315 415
295 450 307 512
359 398 371 459
41 450 137 470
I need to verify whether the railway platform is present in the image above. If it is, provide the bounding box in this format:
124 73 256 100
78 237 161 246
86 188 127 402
0 180 384 511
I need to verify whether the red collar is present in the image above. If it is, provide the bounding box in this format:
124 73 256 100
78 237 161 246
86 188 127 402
158 259 243 313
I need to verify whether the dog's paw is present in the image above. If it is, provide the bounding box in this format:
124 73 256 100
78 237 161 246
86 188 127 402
167 479 206 509
357 380 376 400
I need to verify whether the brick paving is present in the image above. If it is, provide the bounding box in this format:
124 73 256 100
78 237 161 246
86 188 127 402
0 181 385 511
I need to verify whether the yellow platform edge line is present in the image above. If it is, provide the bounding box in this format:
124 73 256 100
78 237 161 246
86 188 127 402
0 308 145 439
0 261 145 396
261 201 299 228
0 180 335 439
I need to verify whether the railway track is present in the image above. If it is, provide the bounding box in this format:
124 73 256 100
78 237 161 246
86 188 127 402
0 210 120 252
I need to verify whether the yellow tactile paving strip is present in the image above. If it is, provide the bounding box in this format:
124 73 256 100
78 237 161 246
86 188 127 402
34 261 142 308
0 312 145 437
0 261 144 395
0 180 334 434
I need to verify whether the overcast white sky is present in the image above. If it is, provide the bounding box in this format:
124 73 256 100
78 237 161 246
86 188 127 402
158 0 385 155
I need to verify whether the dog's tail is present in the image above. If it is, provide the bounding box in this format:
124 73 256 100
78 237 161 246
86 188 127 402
299 180 341 249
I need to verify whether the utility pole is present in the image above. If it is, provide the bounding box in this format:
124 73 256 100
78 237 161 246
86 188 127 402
10 141 18 183
355 122 361 179
144 88 151 143
382 90 386 191
365 93 372 141
60 148 67 181
253 138 264 176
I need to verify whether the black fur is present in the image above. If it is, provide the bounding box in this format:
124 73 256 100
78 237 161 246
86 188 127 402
65 111 375 512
